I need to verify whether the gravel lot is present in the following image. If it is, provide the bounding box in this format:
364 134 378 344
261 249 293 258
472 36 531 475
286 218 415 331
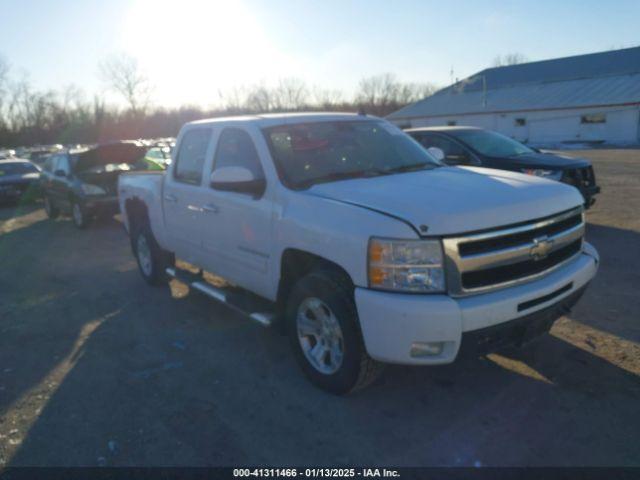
0 149 639 467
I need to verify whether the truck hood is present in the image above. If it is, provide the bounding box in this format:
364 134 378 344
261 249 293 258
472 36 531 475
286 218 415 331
75 143 146 172
0 172 39 185
304 166 583 235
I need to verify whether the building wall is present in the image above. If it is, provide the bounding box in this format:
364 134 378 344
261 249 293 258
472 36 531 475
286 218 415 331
400 104 640 145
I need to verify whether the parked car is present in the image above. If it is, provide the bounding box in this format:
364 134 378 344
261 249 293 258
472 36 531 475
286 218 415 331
41 141 147 228
118 113 598 394
0 159 41 204
143 146 172 170
407 126 600 207
0 149 17 160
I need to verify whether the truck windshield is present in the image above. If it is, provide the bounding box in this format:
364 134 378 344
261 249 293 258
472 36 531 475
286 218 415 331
453 130 534 157
263 120 441 189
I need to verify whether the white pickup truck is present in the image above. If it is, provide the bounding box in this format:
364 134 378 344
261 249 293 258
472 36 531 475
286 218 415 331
118 113 599 394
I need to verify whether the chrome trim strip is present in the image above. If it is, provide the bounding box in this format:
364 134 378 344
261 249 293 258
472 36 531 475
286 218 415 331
458 223 584 272
443 207 585 297
454 206 583 246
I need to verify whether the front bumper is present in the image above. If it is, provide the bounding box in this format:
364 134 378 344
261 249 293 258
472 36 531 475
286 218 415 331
579 185 600 208
0 183 37 200
355 242 599 365
82 196 119 216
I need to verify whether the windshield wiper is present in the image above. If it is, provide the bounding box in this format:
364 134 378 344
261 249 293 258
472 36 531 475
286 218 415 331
297 168 388 189
383 163 435 174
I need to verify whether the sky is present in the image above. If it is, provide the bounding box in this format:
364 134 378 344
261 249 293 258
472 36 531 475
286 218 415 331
1 0 639 108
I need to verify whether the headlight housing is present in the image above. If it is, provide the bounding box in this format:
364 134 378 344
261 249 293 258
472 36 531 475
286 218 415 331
368 238 445 293
81 183 106 195
522 168 563 181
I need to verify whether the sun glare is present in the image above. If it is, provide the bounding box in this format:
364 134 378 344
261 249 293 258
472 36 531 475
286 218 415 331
121 0 296 106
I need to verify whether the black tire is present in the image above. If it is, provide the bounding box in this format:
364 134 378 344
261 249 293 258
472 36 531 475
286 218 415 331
43 195 59 219
71 200 89 229
286 268 383 394
131 222 173 286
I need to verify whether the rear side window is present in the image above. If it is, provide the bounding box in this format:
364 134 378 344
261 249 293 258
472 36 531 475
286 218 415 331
174 128 212 184
212 128 264 178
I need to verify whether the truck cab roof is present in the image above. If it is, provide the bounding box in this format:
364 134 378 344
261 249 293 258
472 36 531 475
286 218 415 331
187 112 380 129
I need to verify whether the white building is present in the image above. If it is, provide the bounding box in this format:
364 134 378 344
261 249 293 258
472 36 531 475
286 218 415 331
388 47 640 146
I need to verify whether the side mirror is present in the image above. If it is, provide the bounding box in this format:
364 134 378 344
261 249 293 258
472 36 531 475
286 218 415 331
426 147 445 163
54 169 67 177
210 166 265 196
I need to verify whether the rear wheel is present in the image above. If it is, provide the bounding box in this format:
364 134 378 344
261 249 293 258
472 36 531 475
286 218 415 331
43 195 59 219
286 269 383 394
132 223 173 286
71 201 89 229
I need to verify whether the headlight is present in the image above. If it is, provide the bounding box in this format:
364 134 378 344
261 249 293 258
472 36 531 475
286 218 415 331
522 168 563 181
81 183 106 195
368 238 445 293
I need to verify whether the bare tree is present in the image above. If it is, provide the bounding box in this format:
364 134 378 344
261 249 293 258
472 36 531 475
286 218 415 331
272 78 309 110
244 84 273 112
0 54 10 126
99 53 151 115
492 52 528 67
217 86 249 113
355 73 400 110
311 87 344 109
355 73 438 115
396 82 438 104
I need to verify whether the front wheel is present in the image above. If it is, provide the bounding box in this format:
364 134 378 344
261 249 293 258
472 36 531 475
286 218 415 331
43 195 59 219
71 201 89 229
286 269 383 394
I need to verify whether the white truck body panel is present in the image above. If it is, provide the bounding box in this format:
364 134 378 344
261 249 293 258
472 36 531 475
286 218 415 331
306 166 584 235
118 113 598 365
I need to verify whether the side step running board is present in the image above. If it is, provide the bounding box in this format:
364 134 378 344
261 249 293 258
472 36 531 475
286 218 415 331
166 267 275 327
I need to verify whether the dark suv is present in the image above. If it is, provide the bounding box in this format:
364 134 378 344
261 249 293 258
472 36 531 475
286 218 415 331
407 126 600 208
41 141 147 228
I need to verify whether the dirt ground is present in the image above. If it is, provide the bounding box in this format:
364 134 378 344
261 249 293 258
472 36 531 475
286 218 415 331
0 149 638 467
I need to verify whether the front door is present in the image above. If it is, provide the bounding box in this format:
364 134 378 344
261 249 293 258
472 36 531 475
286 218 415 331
199 127 273 298
51 154 73 212
162 127 213 264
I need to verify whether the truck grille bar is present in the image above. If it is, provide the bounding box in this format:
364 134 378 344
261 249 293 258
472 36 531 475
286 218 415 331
443 207 585 296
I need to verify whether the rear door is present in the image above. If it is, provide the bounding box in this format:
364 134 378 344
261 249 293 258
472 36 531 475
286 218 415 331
199 126 273 297
40 155 58 198
162 127 213 264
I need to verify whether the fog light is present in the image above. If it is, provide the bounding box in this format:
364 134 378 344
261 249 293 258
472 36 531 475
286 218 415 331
410 341 444 357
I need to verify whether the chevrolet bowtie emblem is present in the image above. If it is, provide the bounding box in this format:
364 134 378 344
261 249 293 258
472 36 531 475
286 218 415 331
530 235 554 260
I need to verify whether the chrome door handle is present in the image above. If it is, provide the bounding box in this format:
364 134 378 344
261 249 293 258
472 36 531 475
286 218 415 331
164 193 177 203
202 203 219 213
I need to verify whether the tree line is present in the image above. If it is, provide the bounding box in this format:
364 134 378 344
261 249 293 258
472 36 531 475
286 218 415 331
0 53 438 148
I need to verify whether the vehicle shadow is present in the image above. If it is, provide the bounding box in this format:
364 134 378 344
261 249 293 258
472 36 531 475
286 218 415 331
1 217 639 467
577 222 640 343
0 209 129 417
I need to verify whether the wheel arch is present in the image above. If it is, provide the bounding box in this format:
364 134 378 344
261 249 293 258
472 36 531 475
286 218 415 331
124 196 150 231
276 248 355 314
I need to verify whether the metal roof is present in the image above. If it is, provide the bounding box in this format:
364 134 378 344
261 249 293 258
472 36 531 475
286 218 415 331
389 47 640 119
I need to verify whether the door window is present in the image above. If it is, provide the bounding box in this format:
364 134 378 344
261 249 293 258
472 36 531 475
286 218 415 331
43 156 56 172
212 128 264 178
418 134 474 165
174 128 212 184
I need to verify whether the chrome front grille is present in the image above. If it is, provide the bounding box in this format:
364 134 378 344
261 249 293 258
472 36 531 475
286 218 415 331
443 207 585 296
